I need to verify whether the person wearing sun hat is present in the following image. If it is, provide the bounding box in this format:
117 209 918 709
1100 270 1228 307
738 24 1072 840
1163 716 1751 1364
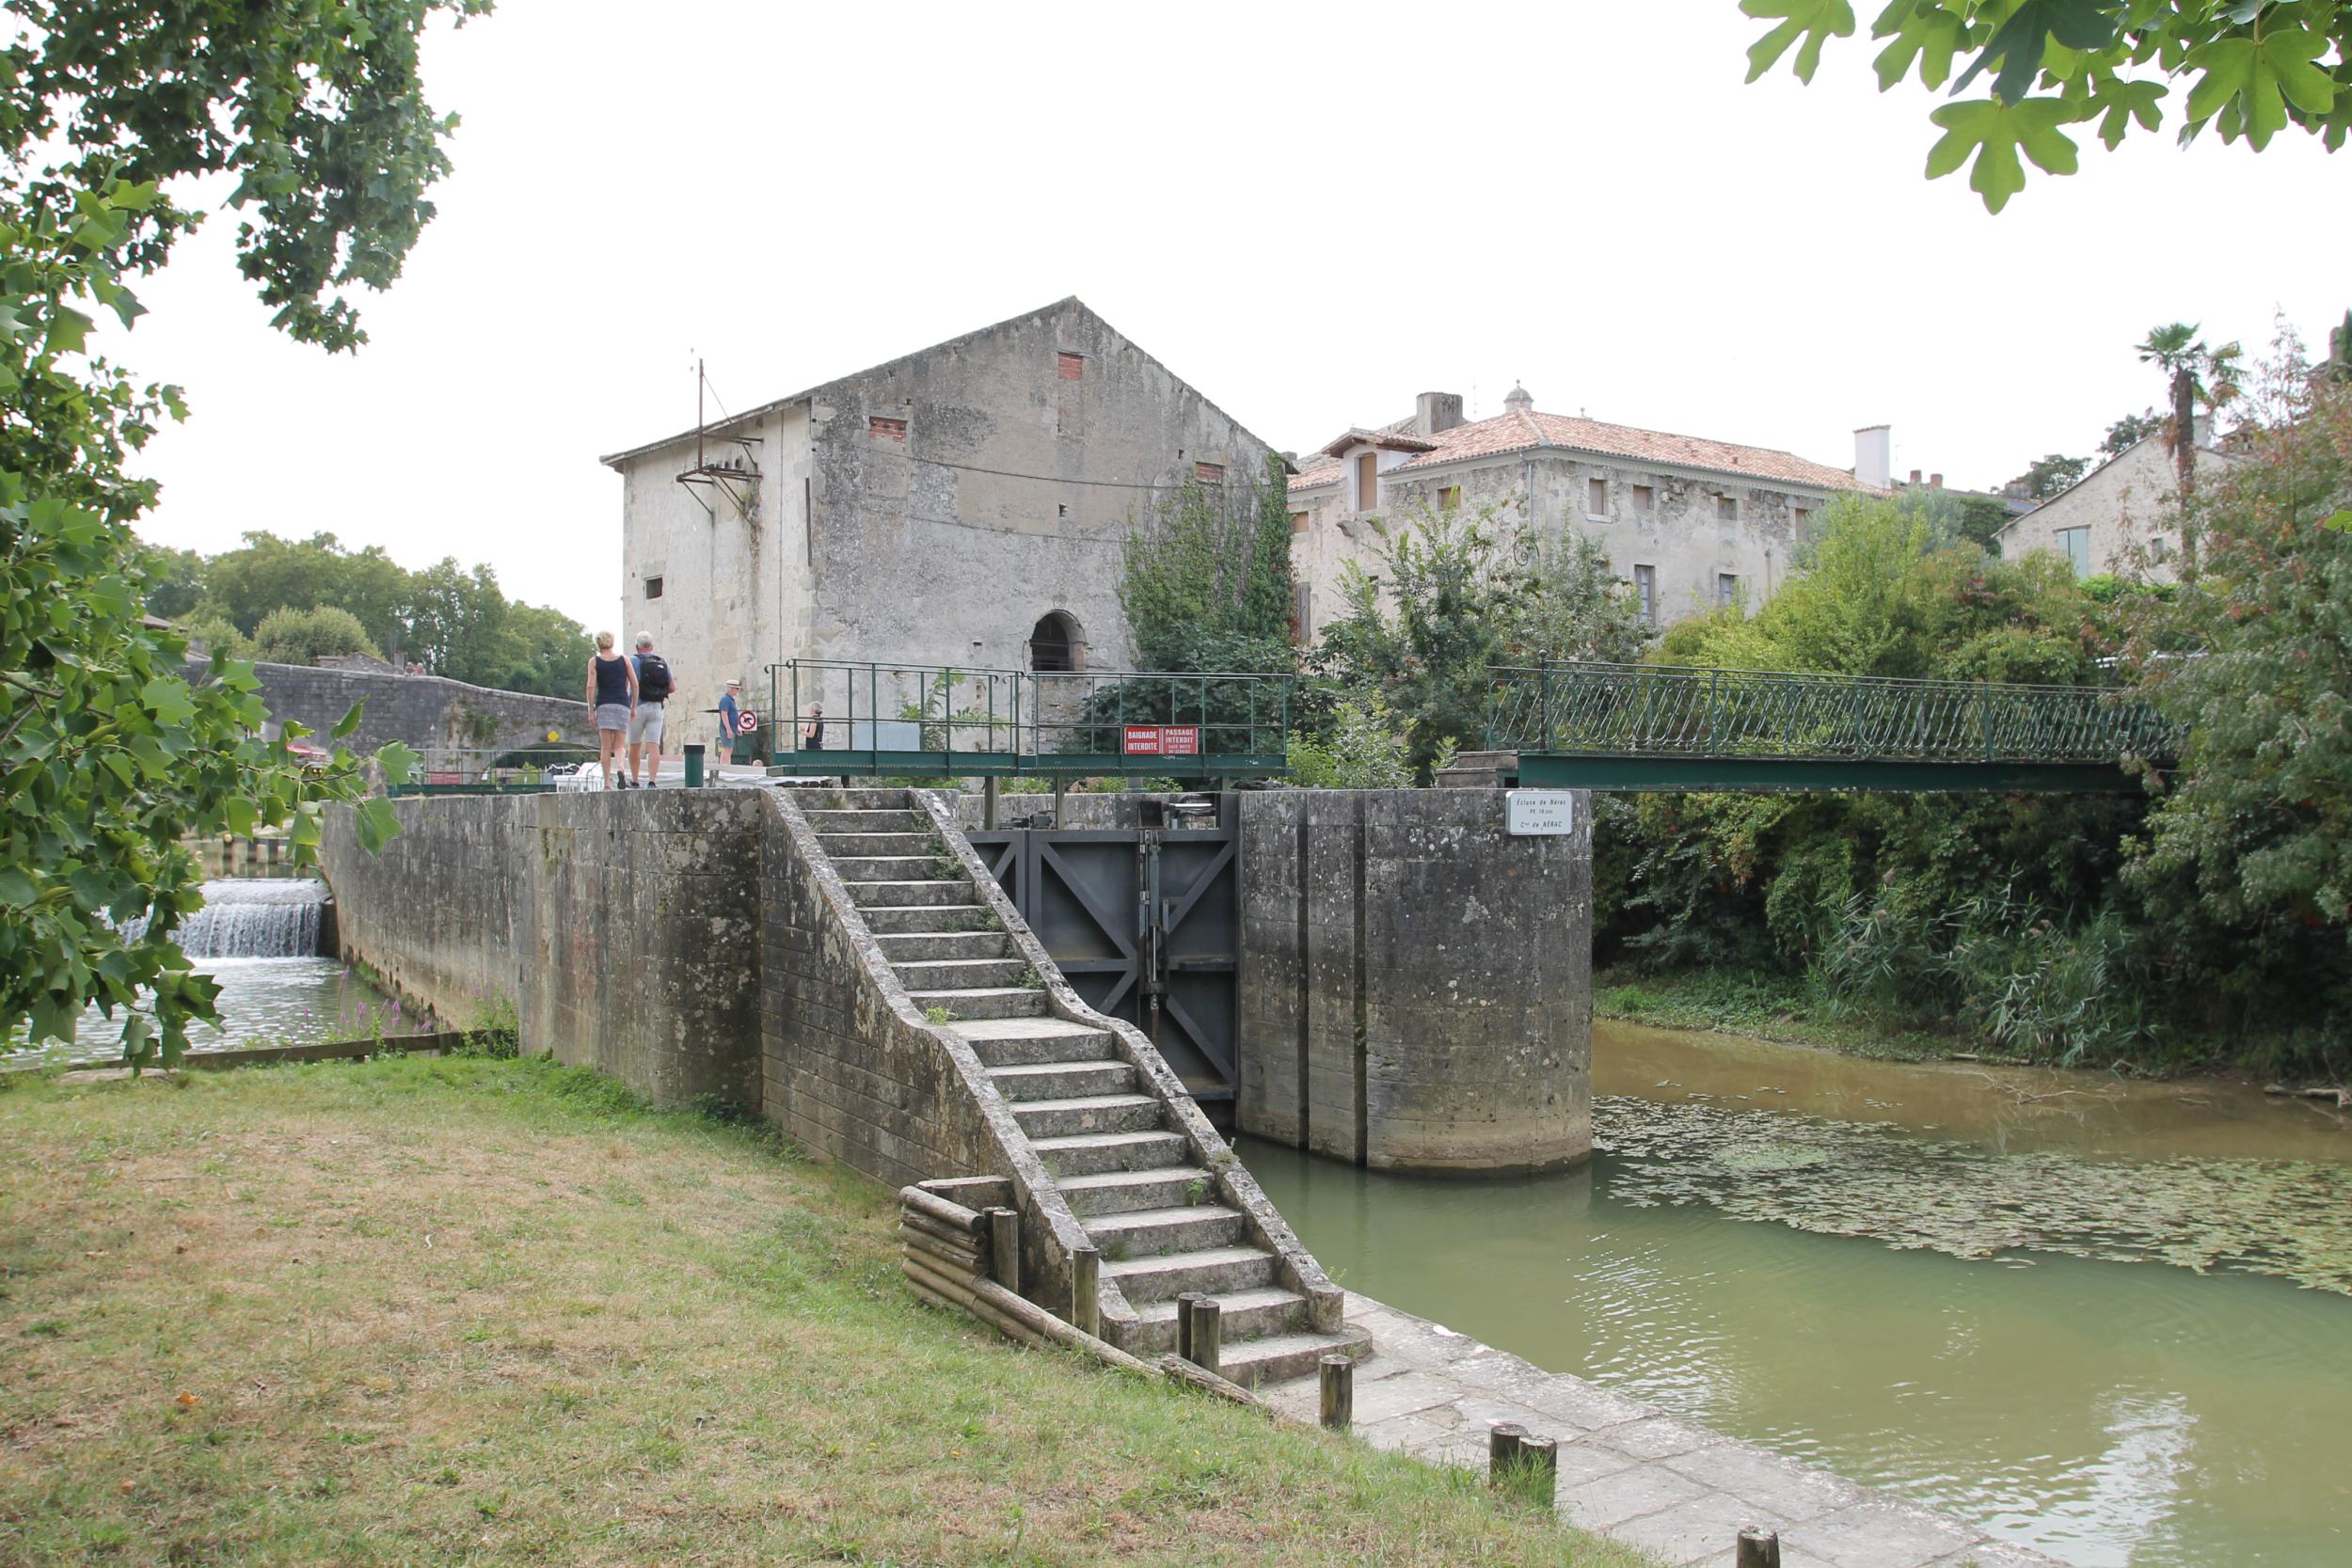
715 679 744 771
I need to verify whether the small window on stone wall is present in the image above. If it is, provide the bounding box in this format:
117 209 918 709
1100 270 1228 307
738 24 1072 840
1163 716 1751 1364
1632 483 1655 513
1057 352 1084 380
1716 495 1739 522
644 577 663 600
1290 511 1309 534
1196 461 1224 483
1587 477 1609 517
1438 485 1461 511
869 415 908 441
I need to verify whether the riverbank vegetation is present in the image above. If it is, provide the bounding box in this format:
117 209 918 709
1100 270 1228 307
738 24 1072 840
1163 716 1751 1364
0 1054 1654 1567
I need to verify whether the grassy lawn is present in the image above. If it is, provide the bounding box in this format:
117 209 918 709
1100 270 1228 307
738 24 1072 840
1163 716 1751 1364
0 1055 1655 1566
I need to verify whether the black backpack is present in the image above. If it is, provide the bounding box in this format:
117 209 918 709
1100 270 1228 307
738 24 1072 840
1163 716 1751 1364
636 654 673 703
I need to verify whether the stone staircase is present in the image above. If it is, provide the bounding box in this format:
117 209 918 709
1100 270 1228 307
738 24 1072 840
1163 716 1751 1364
795 785 1370 1386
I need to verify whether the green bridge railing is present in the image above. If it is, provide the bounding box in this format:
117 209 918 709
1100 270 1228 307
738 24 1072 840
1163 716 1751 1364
766 659 1293 778
1484 661 2178 792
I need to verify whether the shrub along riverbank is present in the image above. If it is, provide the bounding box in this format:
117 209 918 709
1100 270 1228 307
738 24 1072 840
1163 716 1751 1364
0 1055 1655 1567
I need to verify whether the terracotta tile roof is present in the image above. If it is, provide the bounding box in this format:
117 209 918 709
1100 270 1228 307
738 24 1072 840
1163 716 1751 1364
1288 455 1343 490
1316 425 1438 460
1375 408 1867 491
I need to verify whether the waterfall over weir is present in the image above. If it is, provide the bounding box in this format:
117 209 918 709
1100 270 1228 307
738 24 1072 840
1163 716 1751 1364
174 879 330 959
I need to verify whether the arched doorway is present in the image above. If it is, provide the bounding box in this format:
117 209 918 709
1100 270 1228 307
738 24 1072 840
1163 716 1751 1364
1028 610 1081 672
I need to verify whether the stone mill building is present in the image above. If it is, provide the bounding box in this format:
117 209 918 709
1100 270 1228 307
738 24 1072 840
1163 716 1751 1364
601 298 1278 735
1285 388 1879 640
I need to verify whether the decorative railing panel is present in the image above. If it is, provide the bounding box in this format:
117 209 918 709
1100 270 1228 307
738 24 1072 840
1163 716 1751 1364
767 659 1293 777
1486 662 2178 766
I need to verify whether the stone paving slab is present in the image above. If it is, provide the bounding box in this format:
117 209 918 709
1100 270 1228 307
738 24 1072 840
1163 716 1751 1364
1260 1291 2071 1568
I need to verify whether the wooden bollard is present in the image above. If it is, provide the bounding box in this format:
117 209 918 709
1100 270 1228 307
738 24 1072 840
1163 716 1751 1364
1487 1421 1528 1487
1174 1291 1204 1362
1318 1353 1353 1432
1517 1433 1558 1498
1189 1296 1221 1376
1071 1245 1100 1338
1735 1528 1782 1568
986 1207 1020 1294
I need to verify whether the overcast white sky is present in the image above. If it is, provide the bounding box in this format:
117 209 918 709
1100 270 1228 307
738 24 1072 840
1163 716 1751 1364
114 0 2352 634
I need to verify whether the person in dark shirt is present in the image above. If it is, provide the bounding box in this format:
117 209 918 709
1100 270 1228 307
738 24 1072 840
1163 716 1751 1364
584 630 636 787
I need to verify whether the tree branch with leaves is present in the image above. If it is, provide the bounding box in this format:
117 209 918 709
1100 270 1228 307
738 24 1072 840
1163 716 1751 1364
1744 2 2352 212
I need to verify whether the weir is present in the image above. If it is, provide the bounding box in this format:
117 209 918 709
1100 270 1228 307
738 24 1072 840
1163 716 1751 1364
151 878 333 960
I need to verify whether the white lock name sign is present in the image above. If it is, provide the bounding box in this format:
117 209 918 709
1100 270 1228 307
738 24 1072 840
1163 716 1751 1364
1504 789 1577 836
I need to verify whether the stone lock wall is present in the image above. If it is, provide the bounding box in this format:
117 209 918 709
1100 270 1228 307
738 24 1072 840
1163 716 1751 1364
1238 789 1593 1174
319 791 763 1110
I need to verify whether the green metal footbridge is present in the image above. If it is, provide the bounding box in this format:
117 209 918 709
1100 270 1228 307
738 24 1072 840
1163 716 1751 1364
761 657 2172 794
1480 661 2177 792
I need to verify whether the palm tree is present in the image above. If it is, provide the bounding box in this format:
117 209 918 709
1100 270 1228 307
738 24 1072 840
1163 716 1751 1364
2137 322 2242 502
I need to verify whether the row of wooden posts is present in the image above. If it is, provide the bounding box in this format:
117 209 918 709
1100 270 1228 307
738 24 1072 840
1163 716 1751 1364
896 1180 1783 1565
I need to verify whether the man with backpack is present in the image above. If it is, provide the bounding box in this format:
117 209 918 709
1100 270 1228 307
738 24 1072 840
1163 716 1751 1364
627 631 674 788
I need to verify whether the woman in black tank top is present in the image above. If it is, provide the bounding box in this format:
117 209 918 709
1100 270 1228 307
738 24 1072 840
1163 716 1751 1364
584 630 637 786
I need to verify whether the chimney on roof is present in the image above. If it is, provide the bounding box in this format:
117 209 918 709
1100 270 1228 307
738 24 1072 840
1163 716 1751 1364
1415 391 1466 436
2191 412 2214 448
1930 473 1944 489
1909 468 1923 485
1855 425 1892 489
1502 383 1534 416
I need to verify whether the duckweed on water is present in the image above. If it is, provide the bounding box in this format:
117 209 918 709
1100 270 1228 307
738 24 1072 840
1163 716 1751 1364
1595 1096 2352 1294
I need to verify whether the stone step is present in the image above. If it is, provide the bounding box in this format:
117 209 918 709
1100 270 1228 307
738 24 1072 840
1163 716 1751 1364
1102 1244 1276 1304
1088 1203 1247 1257
1126 1285 1309 1354
860 902 995 931
802 809 926 832
956 1016 1120 1068
1212 1324 1375 1390
845 881 972 910
893 957 1030 992
872 930 1014 963
907 987 1048 1022
816 831 933 857
1009 1093 1164 1140
1057 1165 1208 1216
986 1059 1136 1102
789 787 912 810
832 854 948 883
1027 1129 1190 1178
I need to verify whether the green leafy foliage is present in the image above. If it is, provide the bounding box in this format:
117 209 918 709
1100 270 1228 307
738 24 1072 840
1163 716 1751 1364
1285 694 1417 789
166 531 595 700
0 5 472 1068
1307 502 1653 780
2120 366 2352 1053
1117 456 1295 673
252 604 382 667
1748 2 2352 211
2008 451 2091 499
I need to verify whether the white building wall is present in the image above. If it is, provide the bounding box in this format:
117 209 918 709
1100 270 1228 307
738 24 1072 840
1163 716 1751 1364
616 405 815 743
1994 436 2213 582
1287 451 1831 637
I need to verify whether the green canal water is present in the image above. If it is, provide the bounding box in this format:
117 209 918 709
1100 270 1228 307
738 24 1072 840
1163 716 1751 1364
1238 1022 2352 1568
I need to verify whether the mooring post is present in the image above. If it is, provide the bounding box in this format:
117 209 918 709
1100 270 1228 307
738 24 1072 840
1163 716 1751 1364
1487 1422 1527 1487
1174 1291 1203 1363
1070 1245 1100 1338
986 1207 1020 1295
1517 1434 1558 1500
1189 1296 1221 1376
1318 1353 1353 1432
1735 1527 1782 1568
